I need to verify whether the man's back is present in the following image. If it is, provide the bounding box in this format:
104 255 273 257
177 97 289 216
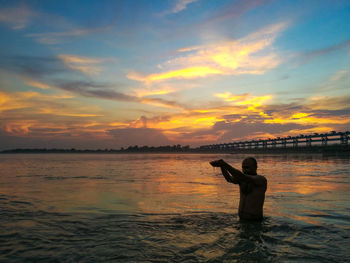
238 175 267 220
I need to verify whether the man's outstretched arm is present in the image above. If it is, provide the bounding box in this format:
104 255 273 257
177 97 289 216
210 159 265 185
210 159 243 183
220 167 239 184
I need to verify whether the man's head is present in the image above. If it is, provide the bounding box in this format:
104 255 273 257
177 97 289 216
242 157 257 175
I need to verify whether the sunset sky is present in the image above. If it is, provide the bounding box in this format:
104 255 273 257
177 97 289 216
0 0 350 149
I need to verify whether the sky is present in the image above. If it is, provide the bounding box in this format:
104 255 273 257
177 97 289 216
0 0 350 150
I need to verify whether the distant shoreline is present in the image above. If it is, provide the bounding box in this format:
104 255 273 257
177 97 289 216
1 144 350 155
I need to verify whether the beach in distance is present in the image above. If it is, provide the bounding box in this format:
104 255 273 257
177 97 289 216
1 153 349 262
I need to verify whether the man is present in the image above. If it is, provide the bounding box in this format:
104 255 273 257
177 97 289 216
210 157 267 221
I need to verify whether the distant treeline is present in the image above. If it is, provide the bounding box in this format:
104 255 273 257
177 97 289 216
0 145 194 154
2 144 350 155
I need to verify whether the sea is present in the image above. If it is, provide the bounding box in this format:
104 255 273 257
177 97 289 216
0 153 349 262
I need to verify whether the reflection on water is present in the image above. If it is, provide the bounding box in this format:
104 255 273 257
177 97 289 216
0 153 349 262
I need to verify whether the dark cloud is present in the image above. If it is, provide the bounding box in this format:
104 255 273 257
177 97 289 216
204 0 270 26
0 54 135 102
222 114 264 122
311 108 350 118
0 1 121 44
108 127 171 147
328 122 350 133
213 120 313 142
57 81 185 108
0 55 66 78
298 38 350 64
27 28 105 45
142 97 186 109
0 54 186 107
307 96 350 110
57 81 138 102
264 102 307 115
0 4 36 30
167 117 314 146
131 115 171 128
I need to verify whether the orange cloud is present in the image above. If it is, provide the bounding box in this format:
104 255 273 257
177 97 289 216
214 92 249 102
133 87 175 98
128 22 287 82
5 121 35 135
0 90 106 136
128 66 223 82
109 121 130 127
264 95 350 127
214 92 273 111
266 116 349 125
58 54 109 75
24 79 52 90
0 91 30 112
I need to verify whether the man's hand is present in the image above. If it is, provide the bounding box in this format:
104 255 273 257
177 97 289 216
210 159 226 167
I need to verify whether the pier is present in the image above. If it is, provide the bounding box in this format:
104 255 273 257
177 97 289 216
199 131 350 152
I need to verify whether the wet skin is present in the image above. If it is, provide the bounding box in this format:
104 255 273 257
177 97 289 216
210 158 267 220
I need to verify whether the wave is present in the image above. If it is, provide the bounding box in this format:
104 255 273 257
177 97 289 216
0 200 348 262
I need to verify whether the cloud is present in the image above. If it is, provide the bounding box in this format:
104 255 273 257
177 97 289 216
0 54 183 109
212 120 313 142
169 0 199 14
214 92 272 108
330 70 349 82
214 92 250 102
0 4 35 29
0 55 66 78
298 38 350 65
318 69 350 92
57 81 138 102
307 96 350 111
203 0 271 26
150 116 313 146
114 93 350 146
57 80 185 109
0 90 100 117
27 28 102 44
0 89 108 145
24 5 119 45
262 96 350 127
24 9 118 45
140 97 186 109
160 0 271 41
23 78 53 90
2 86 350 148
0 1 119 44
133 86 176 97
128 22 287 82
0 91 28 112
165 117 312 145
58 54 113 75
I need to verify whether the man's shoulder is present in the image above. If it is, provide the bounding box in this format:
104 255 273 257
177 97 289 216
255 174 267 185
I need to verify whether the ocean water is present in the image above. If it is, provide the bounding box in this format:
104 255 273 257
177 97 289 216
0 153 349 262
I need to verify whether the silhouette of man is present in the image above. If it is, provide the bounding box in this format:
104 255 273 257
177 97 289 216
210 157 267 221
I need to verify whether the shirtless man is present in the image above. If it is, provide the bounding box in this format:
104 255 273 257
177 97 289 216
210 157 267 221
